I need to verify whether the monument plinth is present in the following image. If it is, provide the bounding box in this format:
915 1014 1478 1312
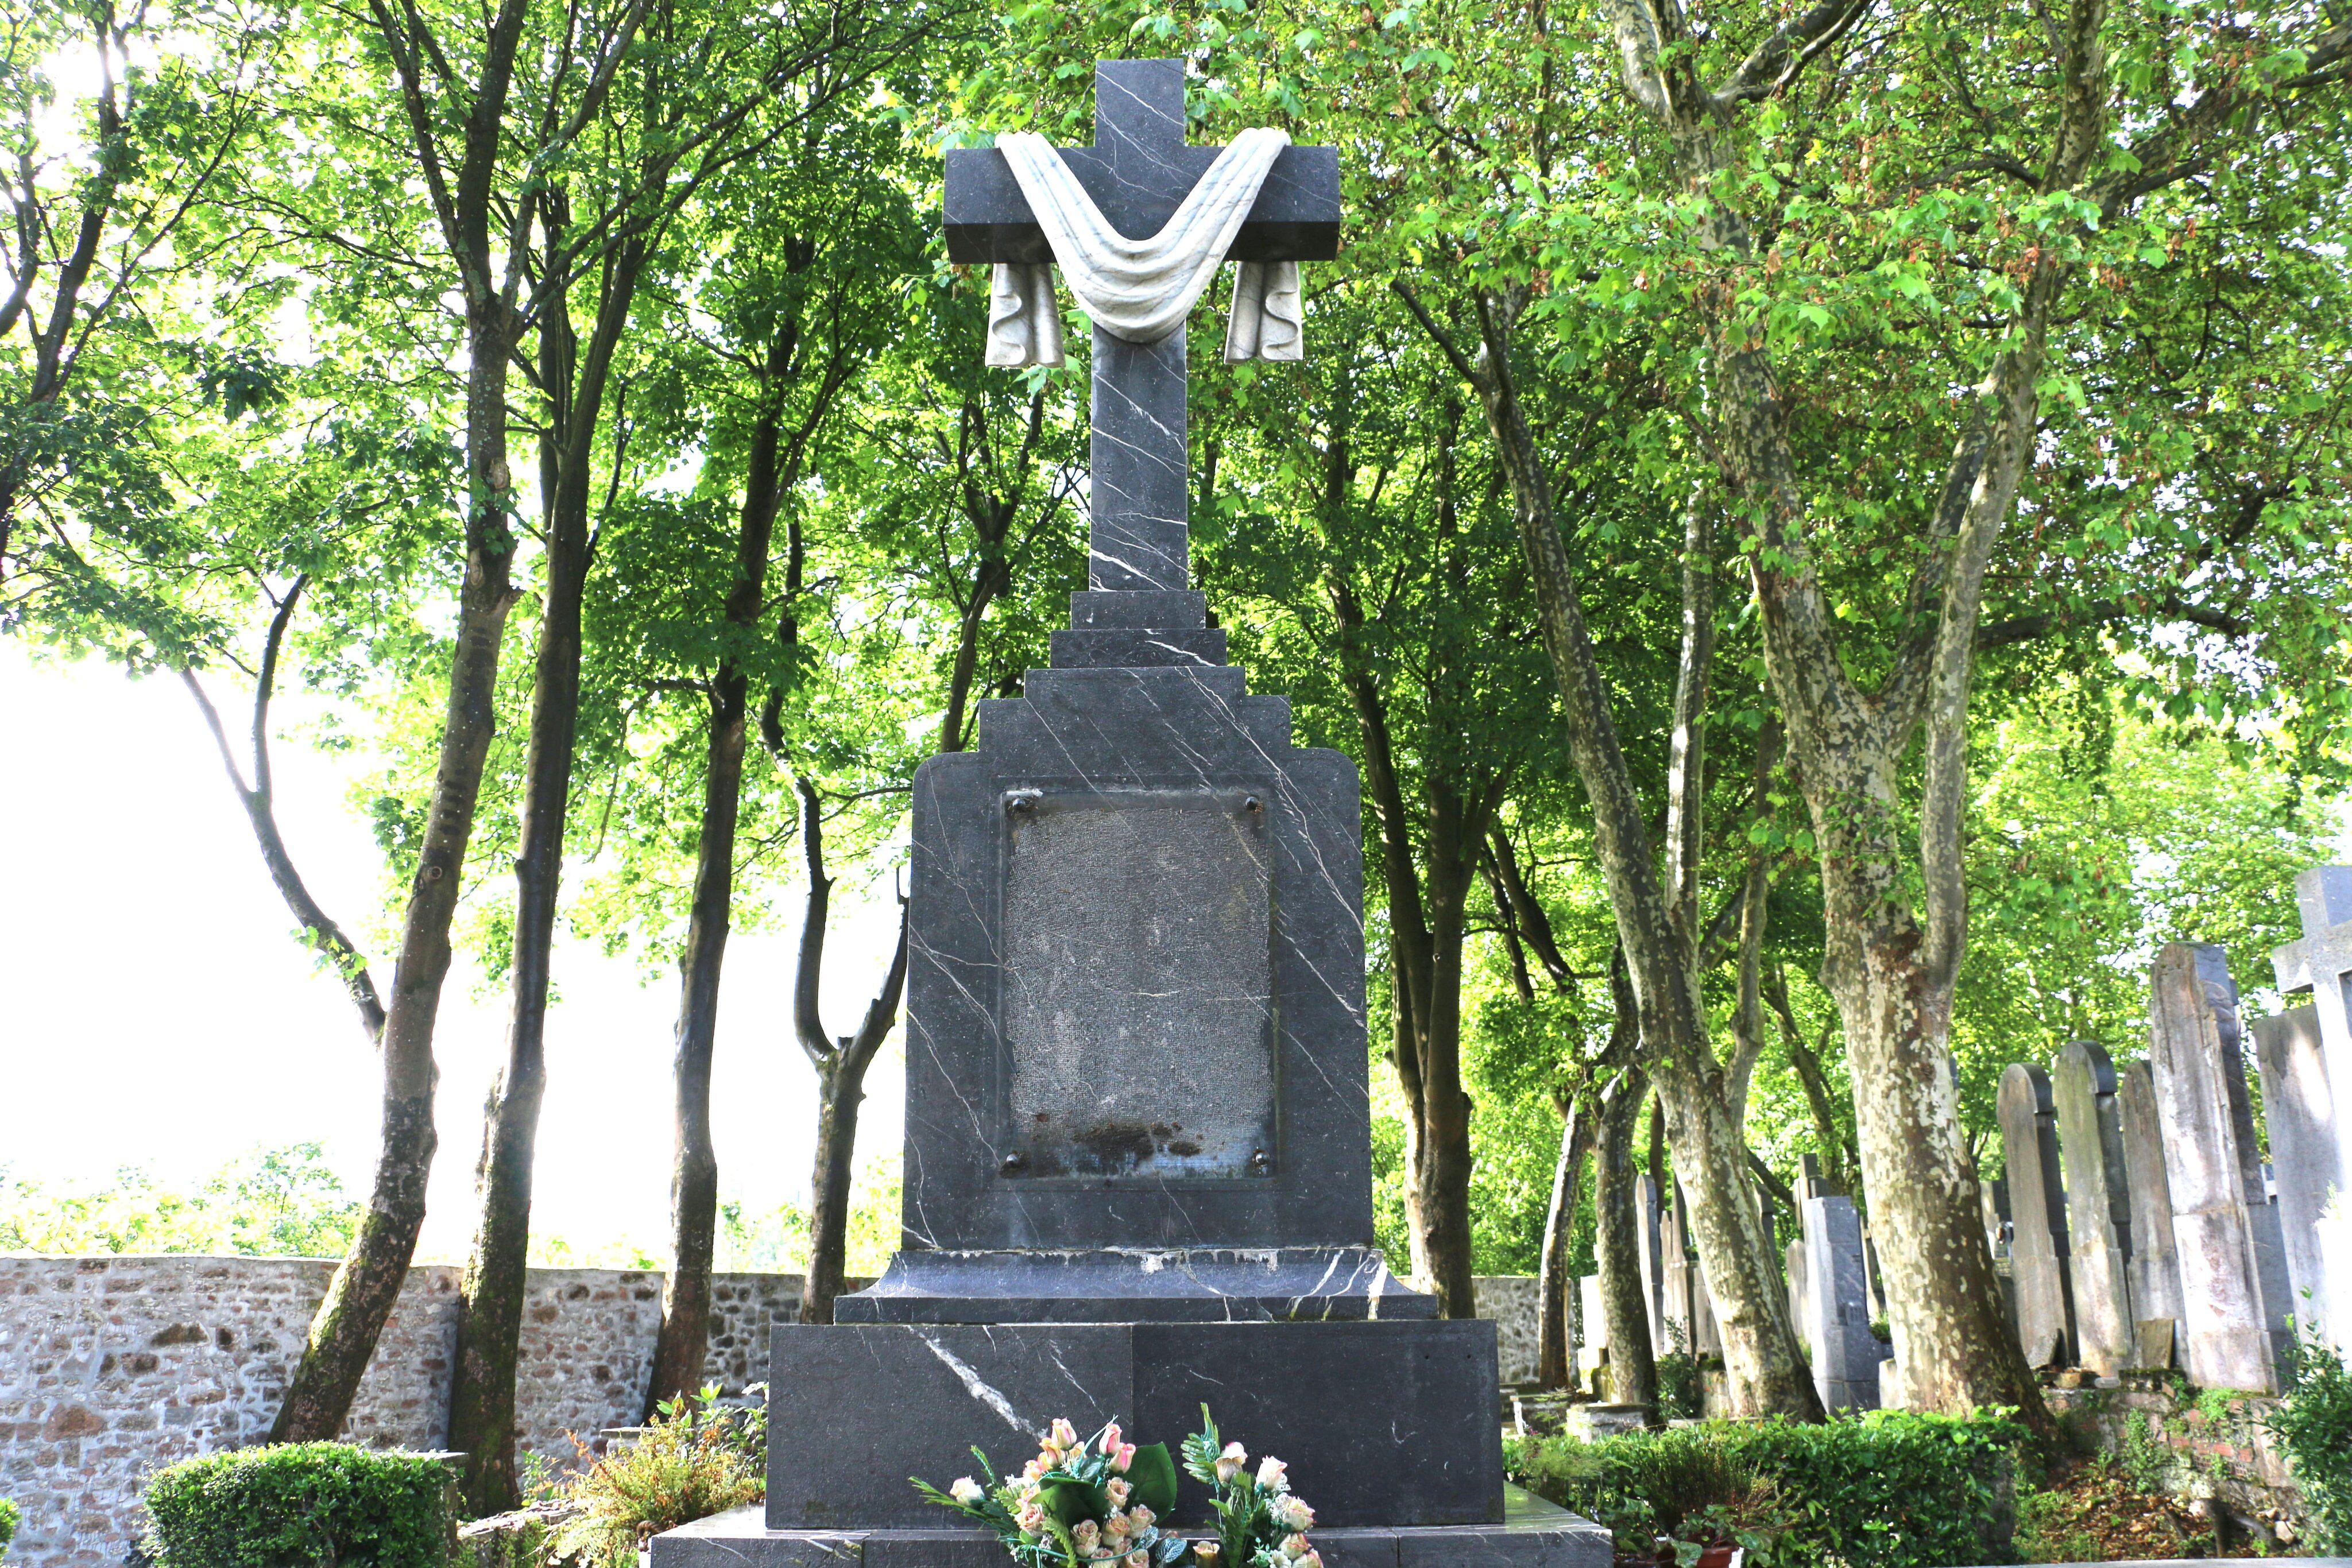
652 58 1607 1568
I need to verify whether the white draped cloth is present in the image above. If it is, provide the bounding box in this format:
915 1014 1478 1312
985 126 1305 368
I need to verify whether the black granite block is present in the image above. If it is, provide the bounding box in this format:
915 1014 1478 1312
765 1325 1131 1530
1134 1321 1504 1528
837 1247 1432 1323
1071 590 1208 629
1090 326 1188 593
653 1490 1607 1568
1049 626 1227 668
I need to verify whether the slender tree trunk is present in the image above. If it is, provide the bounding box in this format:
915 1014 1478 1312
450 229 648 1514
802 1056 864 1322
271 266 522 1441
270 0 537 1443
1537 1097 1593 1389
1595 1069 1657 1409
643 670 742 1412
1395 280 1817 1416
1413 818 1481 1318
792 777 911 1327
642 310 805 1414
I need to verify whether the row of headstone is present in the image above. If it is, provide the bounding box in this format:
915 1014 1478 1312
1988 868 2352 1391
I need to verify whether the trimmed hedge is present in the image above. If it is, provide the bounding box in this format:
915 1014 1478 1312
144 1443 452 1568
1507 1410 2029 1568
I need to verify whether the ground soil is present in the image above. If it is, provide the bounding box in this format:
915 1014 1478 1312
2016 1455 2268 1562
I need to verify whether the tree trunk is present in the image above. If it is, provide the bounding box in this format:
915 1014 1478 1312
642 339 792 1412
450 227 648 1515
1536 1097 1593 1388
1395 280 1817 1416
792 777 911 1327
802 1056 864 1324
270 263 522 1442
1595 1070 1657 1409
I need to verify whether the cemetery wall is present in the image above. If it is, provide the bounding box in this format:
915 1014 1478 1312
0 1255 807 1568
0 1257 1545 1567
2045 1384 2311 1548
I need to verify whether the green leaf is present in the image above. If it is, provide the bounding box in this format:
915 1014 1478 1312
1126 1444 1181 1514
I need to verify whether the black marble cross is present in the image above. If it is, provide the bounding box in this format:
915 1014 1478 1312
946 59 1339 605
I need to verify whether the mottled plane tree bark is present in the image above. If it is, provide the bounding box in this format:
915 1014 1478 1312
1586 0 2346 1422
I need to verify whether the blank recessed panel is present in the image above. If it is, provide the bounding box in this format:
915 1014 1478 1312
1003 789 1274 1178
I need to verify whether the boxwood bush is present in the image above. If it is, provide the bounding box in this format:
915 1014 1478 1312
1507 1410 2029 1568
144 1443 452 1567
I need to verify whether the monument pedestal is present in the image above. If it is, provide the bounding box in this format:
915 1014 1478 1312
652 1487 1612 1568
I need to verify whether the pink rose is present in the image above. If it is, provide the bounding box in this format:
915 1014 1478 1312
1256 1457 1288 1492
1112 1442 1137 1473
1100 1421 1124 1454
1280 1534 1312 1560
1128 1505 1155 1529
1126 1554 1147 1568
1106 1478 1132 1507
1050 1418 1081 1450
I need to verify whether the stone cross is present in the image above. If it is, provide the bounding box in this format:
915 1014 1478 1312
945 59 1339 597
2148 942 2295 1390
1998 1063 2077 1368
2270 866 2352 1349
2053 1040 2137 1375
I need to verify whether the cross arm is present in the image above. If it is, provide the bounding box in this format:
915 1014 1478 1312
945 144 1341 265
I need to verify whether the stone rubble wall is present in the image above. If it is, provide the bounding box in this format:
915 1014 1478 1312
0 1255 808 1568
2044 1383 2311 1548
0 1256 1545 1568
1473 1273 1541 1387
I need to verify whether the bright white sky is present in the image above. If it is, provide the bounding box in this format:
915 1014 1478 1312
0 641 907 1262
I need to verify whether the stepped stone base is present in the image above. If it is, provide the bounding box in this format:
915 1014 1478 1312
652 1488 1612 1567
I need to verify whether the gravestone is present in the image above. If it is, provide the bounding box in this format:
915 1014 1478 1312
1636 1172 1668 1352
2270 865 2352 1349
2118 1058 2186 1356
2053 1040 2137 1375
2252 1005 2339 1337
1578 1273 1608 1392
2147 942 2295 1391
1785 1236 1812 1354
661 60 1608 1566
1799 1193 1881 1412
1997 1063 2076 1368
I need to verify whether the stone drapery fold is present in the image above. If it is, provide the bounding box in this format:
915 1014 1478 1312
984 127 1305 367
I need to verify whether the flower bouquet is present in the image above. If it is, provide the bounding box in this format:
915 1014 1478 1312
915 1416 1186 1565
914 1407 1321 1568
1180 1407 1321 1568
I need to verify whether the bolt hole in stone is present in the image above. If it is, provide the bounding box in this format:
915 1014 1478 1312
1001 788 1277 1179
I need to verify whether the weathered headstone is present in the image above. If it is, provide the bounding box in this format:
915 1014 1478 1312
1980 1177 2011 1261
2252 1005 2339 1337
1636 1172 1668 1353
1658 1179 1692 1354
1800 1193 1881 1411
1998 1063 2077 1368
1578 1273 1608 1391
2269 864 2352 1350
2118 1058 2185 1358
2053 1040 2136 1375
674 61 1607 1565
2148 942 2295 1391
1785 1235 1812 1352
